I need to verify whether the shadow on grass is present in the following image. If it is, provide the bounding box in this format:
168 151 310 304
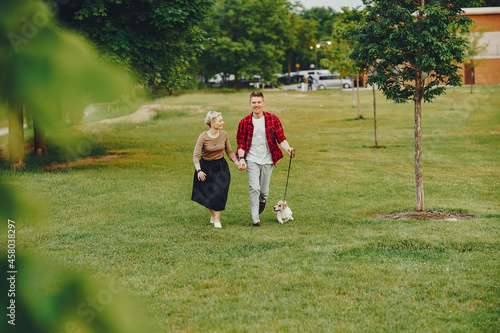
345 115 369 121
0 133 108 172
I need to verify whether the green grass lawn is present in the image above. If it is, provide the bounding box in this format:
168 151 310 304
2 86 499 332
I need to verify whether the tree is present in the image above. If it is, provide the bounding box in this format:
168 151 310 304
320 21 355 101
350 0 480 212
300 6 338 41
7 99 24 170
370 68 380 148
1 0 129 170
50 0 214 91
462 23 489 94
199 0 292 90
320 8 364 104
282 11 317 75
300 6 338 70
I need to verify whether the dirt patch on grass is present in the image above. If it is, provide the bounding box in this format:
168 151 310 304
99 104 160 123
95 104 210 124
374 210 475 221
43 150 128 172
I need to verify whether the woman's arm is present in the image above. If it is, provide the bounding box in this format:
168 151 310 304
193 134 206 181
224 133 238 166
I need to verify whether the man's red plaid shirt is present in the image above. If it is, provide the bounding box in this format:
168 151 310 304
237 111 286 166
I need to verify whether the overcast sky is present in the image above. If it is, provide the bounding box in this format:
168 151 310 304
297 0 364 11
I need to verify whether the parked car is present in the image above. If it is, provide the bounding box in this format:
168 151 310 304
316 75 352 89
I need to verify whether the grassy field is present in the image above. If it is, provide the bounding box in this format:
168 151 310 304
2 86 499 332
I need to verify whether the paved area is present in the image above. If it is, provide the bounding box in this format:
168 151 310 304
0 125 28 136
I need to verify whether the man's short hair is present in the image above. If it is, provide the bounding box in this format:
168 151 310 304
250 91 264 101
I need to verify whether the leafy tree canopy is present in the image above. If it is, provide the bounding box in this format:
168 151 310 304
300 6 338 40
1 0 129 129
320 8 365 78
198 0 292 87
50 0 214 90
350 0 481 103
281 10 317 73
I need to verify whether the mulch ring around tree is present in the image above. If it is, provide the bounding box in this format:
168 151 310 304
374 210 475 221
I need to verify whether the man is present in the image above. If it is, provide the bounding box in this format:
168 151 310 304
307 74 314 91
237 91 294 227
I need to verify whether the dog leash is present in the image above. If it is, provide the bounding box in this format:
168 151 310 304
283 150 295 202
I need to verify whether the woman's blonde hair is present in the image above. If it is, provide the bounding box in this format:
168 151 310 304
204 111 221 127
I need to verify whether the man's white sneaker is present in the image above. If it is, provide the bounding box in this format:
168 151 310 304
213 221 222 229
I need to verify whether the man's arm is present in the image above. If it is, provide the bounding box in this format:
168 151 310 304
238 148 246 159
236 119 248 170
274 116 294 157
237 148 247 170
280 140 295 157
236 118 246 155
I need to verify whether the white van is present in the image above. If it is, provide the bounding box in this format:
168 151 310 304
208 73 235 86
298 70 332 81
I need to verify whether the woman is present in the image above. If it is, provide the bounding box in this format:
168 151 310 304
192 111 239 228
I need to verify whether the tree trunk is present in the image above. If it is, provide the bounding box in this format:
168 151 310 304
340 83 343 101
235 77 241 91
414 0 425 212
414 76 424 212
8 98 25 170
452 86 456 110
470 65 474 94
373 84 378 148
288 55 292 76
33 116 48 155
356 71 361 118
351 79 355 108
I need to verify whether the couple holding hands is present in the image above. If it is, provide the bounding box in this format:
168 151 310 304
191 91 295 228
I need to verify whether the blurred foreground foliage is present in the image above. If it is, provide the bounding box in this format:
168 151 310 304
1 0 157 331
0 0 131 129
1 256 155 333
50 0 215 91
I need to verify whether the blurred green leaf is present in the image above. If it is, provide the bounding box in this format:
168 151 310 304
1 0 132 131
1 256 156 333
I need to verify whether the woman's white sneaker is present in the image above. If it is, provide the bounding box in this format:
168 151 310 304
213 221 222 229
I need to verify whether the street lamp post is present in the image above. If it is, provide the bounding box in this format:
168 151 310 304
309 45 315 69
310 40 331 69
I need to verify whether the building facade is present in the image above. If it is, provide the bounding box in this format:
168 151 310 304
461 7 500 85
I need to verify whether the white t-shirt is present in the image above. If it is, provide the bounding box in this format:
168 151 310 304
246 116 273 165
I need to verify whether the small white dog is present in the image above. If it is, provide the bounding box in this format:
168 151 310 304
273 200 294 224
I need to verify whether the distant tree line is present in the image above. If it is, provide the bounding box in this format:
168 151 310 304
47 0 368 91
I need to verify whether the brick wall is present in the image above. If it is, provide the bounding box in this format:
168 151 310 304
462 9 500 85
474 58 500 85
468 14 500 31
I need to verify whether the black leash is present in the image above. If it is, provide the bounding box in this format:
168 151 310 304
283 150 295 202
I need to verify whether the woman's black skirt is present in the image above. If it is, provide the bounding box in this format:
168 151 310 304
191 158 231 211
